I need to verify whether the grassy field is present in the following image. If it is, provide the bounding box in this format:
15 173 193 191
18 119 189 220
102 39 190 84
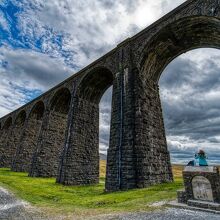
0 161 184 218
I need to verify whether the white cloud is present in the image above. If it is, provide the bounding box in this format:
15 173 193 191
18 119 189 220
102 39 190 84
0 10 10 32
12 0 185 67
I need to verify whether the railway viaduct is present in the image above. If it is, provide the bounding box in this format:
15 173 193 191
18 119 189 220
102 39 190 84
0 0 220 191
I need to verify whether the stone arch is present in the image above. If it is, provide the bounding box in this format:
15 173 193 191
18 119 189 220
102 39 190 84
15 110 26 125
76 67 114 103
29 88 71 177
57 67 114 185
12 101 45 172
29 101 45 120
140 16 220 82
50 87 71 114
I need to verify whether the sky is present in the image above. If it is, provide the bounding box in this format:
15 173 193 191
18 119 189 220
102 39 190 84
0 0 220 164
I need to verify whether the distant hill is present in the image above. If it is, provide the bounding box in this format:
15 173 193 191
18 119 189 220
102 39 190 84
100 153 107 160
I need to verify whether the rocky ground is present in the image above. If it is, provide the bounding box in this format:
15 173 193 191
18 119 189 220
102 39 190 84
1 186 220 220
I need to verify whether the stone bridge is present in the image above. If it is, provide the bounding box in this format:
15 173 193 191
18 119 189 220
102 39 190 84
0 0 220 191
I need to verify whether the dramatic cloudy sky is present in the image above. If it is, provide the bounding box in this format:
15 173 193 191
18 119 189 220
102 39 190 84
0 0 220 164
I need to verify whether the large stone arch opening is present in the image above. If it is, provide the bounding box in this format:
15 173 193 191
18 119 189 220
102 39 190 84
12 101 45 172
134 15 220 188
0 117 13 167
29 88 71 177
159 48 220 165
57 67 114 185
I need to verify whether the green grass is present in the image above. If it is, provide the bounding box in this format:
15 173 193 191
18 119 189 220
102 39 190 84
0 165 184 218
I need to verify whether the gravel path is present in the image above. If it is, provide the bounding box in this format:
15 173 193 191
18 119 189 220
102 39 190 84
0 187 47 220
90 207 220 220
91 208 220 220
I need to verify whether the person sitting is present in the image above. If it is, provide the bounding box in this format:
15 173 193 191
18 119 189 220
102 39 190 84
195 149 208 166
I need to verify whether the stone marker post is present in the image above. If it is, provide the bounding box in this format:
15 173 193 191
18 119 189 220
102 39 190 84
177 166 220 211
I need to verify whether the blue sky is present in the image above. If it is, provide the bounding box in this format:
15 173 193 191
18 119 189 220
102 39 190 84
1 0 220 164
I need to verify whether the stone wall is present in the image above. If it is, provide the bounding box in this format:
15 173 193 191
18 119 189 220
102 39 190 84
177 166 220 211
183 167 220 203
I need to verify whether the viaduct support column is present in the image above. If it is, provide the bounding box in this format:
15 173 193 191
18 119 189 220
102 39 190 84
0 129 7 167
133 75 173 188
106 62 173 190
29 109 68 177
57 97 100 185
105 45 138 191
0 127 13 167
12 113 43 172
0 113 25 168
105 66 136 191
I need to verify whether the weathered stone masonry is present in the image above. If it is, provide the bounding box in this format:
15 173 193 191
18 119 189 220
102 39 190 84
29 88 71 177
1 0 220 192
12 101 45 172
10 111 26 166
0 117 13 167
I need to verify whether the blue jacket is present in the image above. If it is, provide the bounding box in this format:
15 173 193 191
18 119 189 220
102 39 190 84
195 154 208 166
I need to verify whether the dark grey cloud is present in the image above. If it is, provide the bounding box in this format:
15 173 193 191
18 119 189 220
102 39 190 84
0 47 74 90
160 48 220 164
